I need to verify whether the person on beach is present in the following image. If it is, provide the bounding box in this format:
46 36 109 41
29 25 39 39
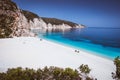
40 39 42 41
75 50 80 53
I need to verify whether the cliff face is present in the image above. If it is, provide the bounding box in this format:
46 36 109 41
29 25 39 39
0 0 85 38
21 11 85 30
0 0 17 38
0 0 34 38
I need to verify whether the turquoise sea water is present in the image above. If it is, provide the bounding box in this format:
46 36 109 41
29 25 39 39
37 28 120 60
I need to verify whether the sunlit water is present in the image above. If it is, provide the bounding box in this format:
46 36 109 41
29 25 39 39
37 27 120 60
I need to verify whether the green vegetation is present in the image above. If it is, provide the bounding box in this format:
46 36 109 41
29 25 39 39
22 10 80 27
78 64 93 80
112 56 120 79
0 0 17 38
0 65 94 80
22 10 39 22
0 0 18 11
79 64 91 74
42 17 78 27
0 14 15 38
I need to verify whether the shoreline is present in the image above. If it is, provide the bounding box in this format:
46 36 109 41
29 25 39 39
42 37 115 60
0 37 115 80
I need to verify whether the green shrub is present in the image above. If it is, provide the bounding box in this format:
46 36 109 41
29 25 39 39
112 56 120 79
79 64 91 74
0 14 15 38
0 65 94 80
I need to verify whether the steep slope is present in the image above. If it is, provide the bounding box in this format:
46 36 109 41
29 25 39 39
0 0 34 38
42 17 85 29
22 10 39 22
0 0 18 38
42 17 78 27
0 0 85 38
22 10 85 29
21 10 47 30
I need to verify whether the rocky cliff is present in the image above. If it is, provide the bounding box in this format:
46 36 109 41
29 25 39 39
0 0 35 38
0 0 85 38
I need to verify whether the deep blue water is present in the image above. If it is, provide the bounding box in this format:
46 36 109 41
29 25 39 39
38 27 120 59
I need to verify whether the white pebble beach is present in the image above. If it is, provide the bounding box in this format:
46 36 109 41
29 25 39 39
0 37 115 80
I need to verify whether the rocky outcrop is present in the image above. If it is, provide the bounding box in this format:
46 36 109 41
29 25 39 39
42 17 85 28
0 0 85 38
0 0 17 38
0 0 34 38
22 11 85 29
